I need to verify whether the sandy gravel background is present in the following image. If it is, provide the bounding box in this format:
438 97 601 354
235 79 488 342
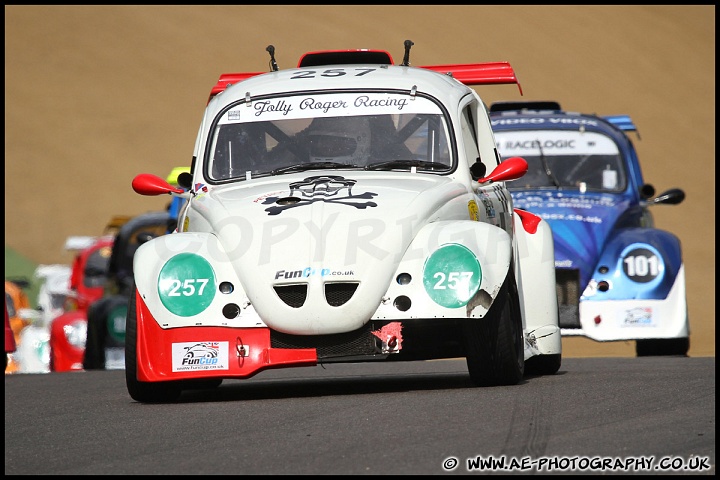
4 6 714 357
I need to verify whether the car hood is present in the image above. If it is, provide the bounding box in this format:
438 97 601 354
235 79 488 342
511 190 630 283
187 172 469 333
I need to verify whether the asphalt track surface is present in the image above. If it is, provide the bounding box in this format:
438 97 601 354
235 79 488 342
5 357 715 475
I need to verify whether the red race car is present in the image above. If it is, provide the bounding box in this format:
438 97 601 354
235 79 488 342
49 236 114 372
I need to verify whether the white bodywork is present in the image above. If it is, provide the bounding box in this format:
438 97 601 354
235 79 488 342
134 63 561 363
564 265 688 341
14 264 71 373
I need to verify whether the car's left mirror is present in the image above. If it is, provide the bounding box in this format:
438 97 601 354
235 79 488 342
132 174 186 196
477 156 528 184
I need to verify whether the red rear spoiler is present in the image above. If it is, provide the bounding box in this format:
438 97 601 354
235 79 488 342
209 72 264 101
421 62 523 95
207 49 522 103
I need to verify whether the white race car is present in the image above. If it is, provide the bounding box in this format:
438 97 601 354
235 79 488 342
127 42 562 403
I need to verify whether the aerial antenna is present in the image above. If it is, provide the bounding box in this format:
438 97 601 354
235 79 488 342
401 39 414 66
266 45 279 72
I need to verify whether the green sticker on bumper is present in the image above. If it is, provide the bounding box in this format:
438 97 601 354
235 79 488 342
158 253 216 317
107 304 127 343
423 244 481 308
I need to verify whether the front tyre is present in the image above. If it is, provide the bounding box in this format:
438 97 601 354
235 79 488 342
463 268 524 386
125 286 182 403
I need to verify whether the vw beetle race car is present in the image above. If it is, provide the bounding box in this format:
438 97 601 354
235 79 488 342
490 101 688 356
10 265 72 374
48 235 113 372
127 41 562 403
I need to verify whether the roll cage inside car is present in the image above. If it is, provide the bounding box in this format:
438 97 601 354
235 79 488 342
207 102 455 182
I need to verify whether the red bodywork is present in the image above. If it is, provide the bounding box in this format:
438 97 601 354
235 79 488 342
134 291 317 382
50 237 114 372
207 49 522 103
68 237 114 312
49 310 86 372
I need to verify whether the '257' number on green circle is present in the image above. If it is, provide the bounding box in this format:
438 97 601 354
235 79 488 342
167 279 209 296
433 272 474 290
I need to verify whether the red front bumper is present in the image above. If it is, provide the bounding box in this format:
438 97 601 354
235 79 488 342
49 311 86 372
135 293 317 382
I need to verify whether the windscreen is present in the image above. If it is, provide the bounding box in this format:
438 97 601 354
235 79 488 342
206 92 453 181
494 130 627 192
83 247 111 288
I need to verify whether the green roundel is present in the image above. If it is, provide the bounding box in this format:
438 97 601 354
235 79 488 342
107 304 127 343
423 244 482 308
158 253 216 317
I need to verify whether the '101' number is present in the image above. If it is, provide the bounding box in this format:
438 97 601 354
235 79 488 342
624 255 659 277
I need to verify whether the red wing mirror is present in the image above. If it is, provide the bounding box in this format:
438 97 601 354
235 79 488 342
132 174 185 196
478 156 528 184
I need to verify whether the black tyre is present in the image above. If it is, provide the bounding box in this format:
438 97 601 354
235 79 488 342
84 296 129 370
636 337 689 357
125 287 182 403
83 299 109 370
524 353 561 376
463 268 524 386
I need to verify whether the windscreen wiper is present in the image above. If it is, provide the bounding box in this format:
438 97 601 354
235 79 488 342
364 159 448 171
536 141 560 188
271 162 360 175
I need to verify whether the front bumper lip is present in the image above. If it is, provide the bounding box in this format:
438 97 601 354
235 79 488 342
135 293 317 382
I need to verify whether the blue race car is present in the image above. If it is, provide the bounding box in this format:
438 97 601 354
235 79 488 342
490 101 688 356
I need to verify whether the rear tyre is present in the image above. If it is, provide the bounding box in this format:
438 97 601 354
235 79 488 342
524 353 561 376
636 337 689 357
463 268 524 386
125 287 182 403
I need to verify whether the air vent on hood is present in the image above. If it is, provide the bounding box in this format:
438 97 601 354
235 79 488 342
271 322 376 359
274 284 307 308
324 282 359 306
